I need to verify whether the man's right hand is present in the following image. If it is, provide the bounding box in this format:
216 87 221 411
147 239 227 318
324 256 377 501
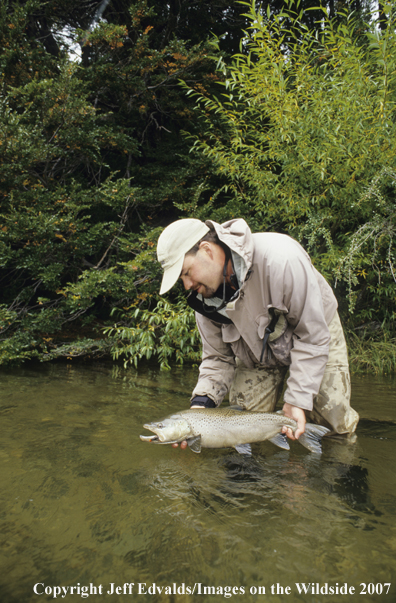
281 402 306 440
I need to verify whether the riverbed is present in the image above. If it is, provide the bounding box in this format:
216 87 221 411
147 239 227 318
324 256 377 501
0 362 395 602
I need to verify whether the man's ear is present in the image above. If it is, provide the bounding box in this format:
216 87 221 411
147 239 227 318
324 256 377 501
199 241 214 259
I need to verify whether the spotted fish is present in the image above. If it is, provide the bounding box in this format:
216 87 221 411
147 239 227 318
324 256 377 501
140 406 330 455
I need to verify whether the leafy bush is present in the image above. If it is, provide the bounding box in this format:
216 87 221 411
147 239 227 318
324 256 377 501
0 0 222 365
334 168 396 320
182 0 396 327
104 298 200 369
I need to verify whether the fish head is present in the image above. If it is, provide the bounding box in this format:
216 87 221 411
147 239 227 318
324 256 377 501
140 414 192 444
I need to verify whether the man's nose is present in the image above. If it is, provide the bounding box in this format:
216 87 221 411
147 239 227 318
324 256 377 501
181 275 193 290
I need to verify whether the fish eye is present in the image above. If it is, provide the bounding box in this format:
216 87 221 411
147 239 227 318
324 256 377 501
157 422 164 428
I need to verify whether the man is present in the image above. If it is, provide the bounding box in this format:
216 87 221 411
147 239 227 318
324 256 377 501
157 217 359 448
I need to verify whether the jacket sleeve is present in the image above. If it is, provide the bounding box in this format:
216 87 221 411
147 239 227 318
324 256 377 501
268 251 331 411
191 312 236 406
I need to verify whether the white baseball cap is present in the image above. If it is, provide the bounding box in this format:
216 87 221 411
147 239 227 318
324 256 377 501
157 219 210 294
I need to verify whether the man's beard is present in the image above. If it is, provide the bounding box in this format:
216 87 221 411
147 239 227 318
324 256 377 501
201 281 235 300
199 284 217 298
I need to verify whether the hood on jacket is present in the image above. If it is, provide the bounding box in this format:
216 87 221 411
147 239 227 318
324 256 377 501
207 218 254 286
190 219 254 319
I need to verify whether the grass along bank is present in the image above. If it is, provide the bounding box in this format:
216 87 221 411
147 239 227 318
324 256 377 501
346 329 396 375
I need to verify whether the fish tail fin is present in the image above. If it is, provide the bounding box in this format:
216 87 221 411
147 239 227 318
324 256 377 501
299 424 330 454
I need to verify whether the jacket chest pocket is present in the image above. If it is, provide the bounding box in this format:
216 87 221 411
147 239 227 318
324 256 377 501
221 323 241 344
257 312 292 365
257 312 287 342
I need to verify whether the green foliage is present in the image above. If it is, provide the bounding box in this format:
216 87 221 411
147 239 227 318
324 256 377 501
104 297 200 370
334 168 396 319
346 329 396 375
182 0 396 328
1 0 396 369
0 0 229 365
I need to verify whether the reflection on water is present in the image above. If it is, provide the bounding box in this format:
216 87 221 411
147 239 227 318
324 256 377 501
0 363 395 602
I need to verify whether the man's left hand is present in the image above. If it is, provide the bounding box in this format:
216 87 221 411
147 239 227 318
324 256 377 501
281 402 306 440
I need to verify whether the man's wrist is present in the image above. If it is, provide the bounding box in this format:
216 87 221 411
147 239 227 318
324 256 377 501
190 395 216 408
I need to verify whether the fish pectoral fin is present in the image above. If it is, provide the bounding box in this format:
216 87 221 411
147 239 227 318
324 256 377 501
187 435 202 453
228 405 245 411
269 433 290 450
234 443 252 456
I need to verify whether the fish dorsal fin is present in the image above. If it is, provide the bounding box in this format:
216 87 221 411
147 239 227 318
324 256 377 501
269 433 290 450
187 435 202 453
235 443 252 456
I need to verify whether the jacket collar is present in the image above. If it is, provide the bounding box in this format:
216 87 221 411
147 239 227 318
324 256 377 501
207 218 253 284
187 219 253 321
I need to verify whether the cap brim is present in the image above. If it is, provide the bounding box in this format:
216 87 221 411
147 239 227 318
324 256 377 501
159 255 184 295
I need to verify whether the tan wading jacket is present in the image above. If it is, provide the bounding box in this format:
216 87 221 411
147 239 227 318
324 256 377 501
190 219 338 412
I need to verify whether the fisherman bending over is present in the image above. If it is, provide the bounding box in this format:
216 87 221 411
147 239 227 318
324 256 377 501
156 218 359 448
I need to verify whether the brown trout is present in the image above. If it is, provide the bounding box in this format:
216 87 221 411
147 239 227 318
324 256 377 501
140 406 330 455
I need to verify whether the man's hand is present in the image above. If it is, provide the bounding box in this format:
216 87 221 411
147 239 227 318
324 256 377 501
171 405 204 449
172 440 188 450
281 402 306 440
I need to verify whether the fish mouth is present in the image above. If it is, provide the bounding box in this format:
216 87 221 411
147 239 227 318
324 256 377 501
141 422 162 443
140 423 163 442
140 434 160 443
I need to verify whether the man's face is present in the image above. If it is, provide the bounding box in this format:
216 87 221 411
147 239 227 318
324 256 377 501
180 244 224 298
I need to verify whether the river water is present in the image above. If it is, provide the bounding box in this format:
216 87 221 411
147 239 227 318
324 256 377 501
0 362 395 603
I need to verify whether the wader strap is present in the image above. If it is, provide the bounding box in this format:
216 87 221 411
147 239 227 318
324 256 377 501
187 290 232 324
259 311 279 364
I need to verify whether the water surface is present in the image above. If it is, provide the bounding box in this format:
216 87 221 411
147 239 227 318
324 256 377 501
0 363 395 602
